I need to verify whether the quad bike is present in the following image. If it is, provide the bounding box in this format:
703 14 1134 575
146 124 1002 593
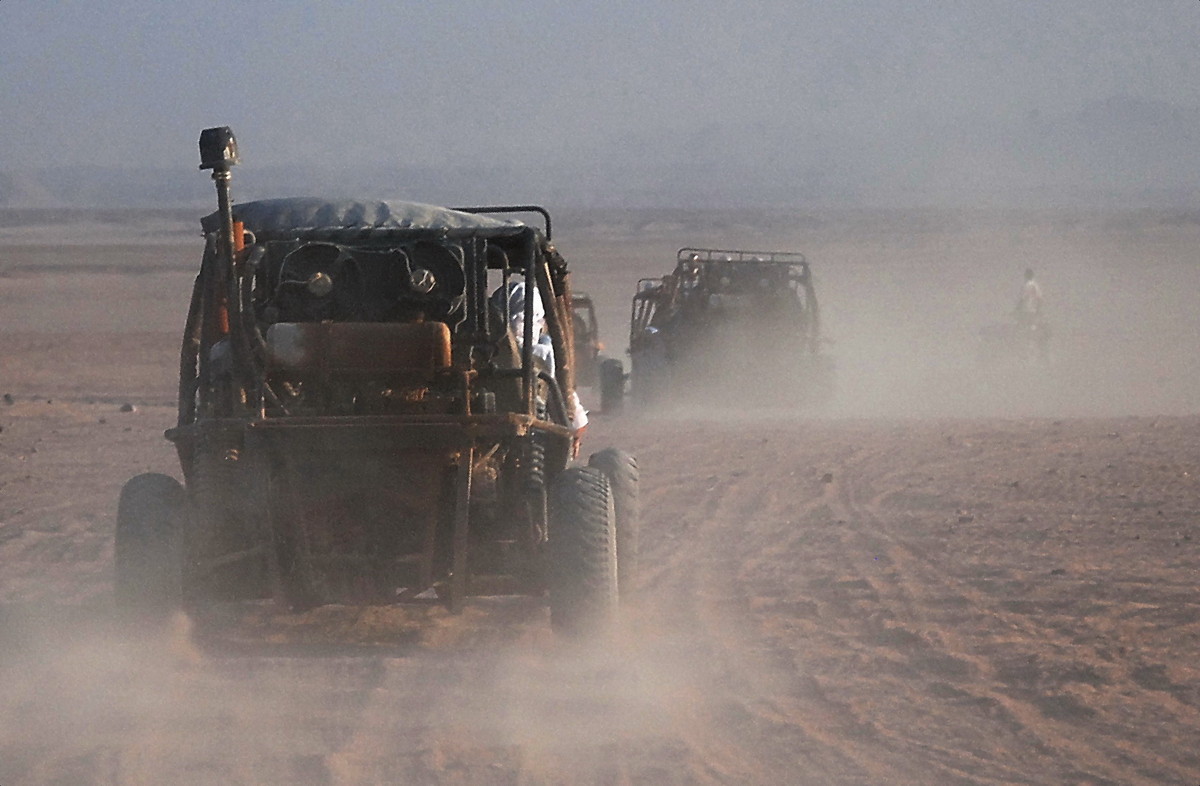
977 316 1052 366
609 247 833 410
115 127 638 636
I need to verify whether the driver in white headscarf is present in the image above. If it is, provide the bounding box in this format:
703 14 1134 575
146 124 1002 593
502 280 589 446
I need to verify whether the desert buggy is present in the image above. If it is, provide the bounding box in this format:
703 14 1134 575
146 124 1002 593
570 292 625 414
607 247 833 409
115 128 638 635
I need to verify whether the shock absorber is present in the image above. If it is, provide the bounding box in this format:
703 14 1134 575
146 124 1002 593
523 437 547 543
524 438 545 494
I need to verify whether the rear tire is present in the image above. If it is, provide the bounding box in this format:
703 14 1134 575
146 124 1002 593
548 467 618 636
187 451 267 602
588 448 639 601
599 358 625 414
115 473 185 612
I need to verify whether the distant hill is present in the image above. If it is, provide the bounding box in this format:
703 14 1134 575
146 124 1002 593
3 96 1198 210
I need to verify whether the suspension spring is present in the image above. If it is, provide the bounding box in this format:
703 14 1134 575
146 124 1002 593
524 438 545 494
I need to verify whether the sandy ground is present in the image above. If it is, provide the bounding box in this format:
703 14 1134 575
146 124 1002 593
1 210 1199 784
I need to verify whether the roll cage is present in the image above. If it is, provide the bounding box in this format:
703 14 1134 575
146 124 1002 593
630 246 818 351
175 199 578 437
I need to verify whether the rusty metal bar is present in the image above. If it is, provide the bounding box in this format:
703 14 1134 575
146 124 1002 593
448 447 473 613
676 246 806 265
522 240 537 414
453 205 551 240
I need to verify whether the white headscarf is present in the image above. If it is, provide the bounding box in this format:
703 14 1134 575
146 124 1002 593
503 279 587 432
506 280 545 341
505 279 555 376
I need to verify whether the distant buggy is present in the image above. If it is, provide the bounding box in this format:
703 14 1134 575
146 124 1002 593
114 127 638 636
570 292 625 414
610 247 833 409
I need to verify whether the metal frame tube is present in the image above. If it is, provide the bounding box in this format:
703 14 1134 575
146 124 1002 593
448 447 473 613
522 240 536 413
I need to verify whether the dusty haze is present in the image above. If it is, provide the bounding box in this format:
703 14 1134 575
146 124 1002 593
4 1 1200 781
1 208 1199 783
4 3 1200 208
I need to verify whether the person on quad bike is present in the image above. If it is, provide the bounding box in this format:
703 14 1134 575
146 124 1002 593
1015 267 1050 362
1016 268 1043 327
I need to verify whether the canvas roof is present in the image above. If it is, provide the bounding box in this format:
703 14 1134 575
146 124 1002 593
201 198 531 241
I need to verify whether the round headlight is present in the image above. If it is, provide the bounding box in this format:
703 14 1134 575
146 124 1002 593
409 267 436 294
306 272 334 297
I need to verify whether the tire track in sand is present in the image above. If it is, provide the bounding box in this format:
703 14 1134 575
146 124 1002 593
630 439 908 784
817 439 1200 785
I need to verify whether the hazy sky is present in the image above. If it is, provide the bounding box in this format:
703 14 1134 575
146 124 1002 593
3 1 1200 203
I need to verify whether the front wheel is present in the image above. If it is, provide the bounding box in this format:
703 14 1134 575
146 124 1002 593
115 472 185 612
588 448 639 601
548 467 618 636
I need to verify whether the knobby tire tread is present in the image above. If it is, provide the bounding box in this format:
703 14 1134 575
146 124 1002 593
548 466 618 635
588 448 640 601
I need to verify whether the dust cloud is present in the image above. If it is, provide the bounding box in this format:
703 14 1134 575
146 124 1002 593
818 213 1200 419
4 208 1200 784
0 604 734 785
566 210 1200 421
